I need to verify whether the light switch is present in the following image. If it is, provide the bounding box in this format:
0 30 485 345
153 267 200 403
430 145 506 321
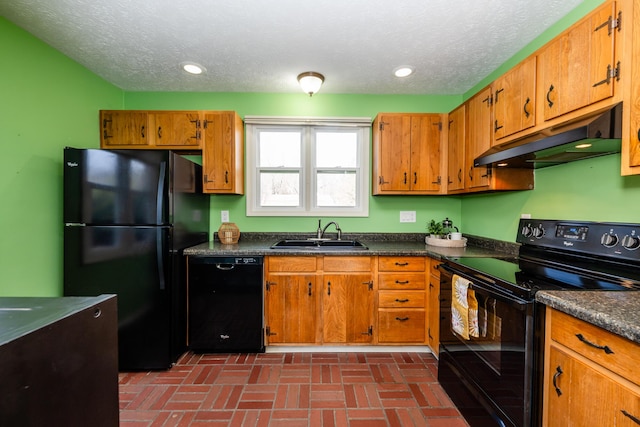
221 210 230 222
400 211 416 223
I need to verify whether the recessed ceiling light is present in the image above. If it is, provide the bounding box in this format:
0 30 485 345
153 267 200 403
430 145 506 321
394 66 414 78
181 62 205 75
575 143 593 149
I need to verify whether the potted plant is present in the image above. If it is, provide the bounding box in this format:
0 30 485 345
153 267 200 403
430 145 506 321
427 219 445 238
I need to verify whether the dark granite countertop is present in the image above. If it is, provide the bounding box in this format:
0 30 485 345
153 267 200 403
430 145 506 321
183 232 518 259
536 291 640 345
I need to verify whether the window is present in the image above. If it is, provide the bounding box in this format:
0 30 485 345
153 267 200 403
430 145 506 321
245 116 370 216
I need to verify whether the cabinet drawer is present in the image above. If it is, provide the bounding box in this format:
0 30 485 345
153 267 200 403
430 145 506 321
378 256 426 272
378 273 426 290
550 309 640 387
379 291 425 308
267 256 317 272
323 256 371 272
378 310 426 343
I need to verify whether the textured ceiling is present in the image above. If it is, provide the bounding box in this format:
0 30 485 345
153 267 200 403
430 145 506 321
1 0 582 94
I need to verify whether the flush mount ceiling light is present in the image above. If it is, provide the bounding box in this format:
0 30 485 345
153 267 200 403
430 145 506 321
297 72 324 96
181 62 205 75
394 66 414 78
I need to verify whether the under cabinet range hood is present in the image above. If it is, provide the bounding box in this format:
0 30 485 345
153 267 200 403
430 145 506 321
474 103 622 168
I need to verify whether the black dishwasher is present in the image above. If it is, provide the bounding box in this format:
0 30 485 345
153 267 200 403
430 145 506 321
188 256 264 352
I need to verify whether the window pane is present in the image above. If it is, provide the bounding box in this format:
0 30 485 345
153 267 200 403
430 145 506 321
259 131 301 167
316 171 356 207
316 132 357 167
260 172 300 206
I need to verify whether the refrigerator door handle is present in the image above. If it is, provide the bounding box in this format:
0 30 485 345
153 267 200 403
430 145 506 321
156 161 167 224
157 231 166 290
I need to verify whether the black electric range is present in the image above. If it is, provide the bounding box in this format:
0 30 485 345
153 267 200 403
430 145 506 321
438 219 640 427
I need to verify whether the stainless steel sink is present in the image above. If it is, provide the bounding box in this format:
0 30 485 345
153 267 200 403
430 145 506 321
270 239 368 250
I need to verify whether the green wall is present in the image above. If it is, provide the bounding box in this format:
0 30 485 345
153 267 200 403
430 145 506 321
0 18 123 296
2 0 638 298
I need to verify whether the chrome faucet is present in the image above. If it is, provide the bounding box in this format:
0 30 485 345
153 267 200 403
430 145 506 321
320 221 342 240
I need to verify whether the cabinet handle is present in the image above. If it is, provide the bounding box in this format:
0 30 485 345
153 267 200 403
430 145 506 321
523 97 531 118
468 166 473 181
157 126 162 138
404 172 407 184
327 281 331 296
637 128 640 142
546 85 555 108
414 172 417 185
494 88 504 103
395 262 409 267
395 299 409 303
395 317 410 322
494 120 503 133
225 170 229 184
141 125 145 138
395 280 409 285
308 282 312 296
552 365 563 396
457 169 462 183
575 333 614 354
621 410 640 425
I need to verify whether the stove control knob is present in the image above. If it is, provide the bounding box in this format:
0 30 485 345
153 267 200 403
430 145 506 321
600 233 618 248
521 225 533 238
622 235 640 250
532 225 545 239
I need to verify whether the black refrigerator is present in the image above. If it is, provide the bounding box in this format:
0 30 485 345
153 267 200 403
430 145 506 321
63 148 210 370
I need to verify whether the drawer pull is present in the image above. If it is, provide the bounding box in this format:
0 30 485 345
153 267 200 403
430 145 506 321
575 333 614 354
395 262 409 267
621 410 640 425
395 317 410 322
395 280 410 285
395 299 410 303
308 282 312 296
552 365 563 396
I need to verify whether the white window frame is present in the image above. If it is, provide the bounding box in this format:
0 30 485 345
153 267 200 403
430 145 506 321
245 116 371 217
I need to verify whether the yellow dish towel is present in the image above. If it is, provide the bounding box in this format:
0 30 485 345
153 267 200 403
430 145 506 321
451 274 470 340
468 289 479 338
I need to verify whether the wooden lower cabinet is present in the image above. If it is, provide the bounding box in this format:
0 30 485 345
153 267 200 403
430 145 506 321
265 256 319 344
543 308 640 426
427 258 441 357
377 256 428 344
265 255 434 346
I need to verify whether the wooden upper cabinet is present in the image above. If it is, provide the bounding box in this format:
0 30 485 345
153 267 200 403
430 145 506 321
201 111 244 195
493 56 536 140
372 113 443 195
446 104 466 193
539 1 617 121
100 110 148 147
466 87 493 190
148 111 201 147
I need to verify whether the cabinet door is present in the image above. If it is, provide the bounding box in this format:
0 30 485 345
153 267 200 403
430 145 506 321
447 104 466 192
410 115 442 192
322 273 373 343
618 389 640 427
466 88 492 190
100 110 148 147
540 1 616 120
149 111 201 147
493 56 536 139
545 346 618 427
202 112 244 194
265 273 318 344
374 114 411 192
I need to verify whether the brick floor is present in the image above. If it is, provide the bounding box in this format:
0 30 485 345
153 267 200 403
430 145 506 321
119 352 468 427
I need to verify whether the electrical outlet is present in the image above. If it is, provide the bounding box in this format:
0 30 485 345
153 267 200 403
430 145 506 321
400 211 416 223
221 210 230 222
521 213 531 219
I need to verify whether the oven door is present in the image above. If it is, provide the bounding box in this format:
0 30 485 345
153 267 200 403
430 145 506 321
438 263 535 427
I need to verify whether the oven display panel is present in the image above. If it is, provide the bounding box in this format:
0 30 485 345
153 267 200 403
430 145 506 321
556 224 588 240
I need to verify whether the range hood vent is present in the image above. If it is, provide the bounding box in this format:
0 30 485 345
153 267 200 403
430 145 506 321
474 103 622 169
